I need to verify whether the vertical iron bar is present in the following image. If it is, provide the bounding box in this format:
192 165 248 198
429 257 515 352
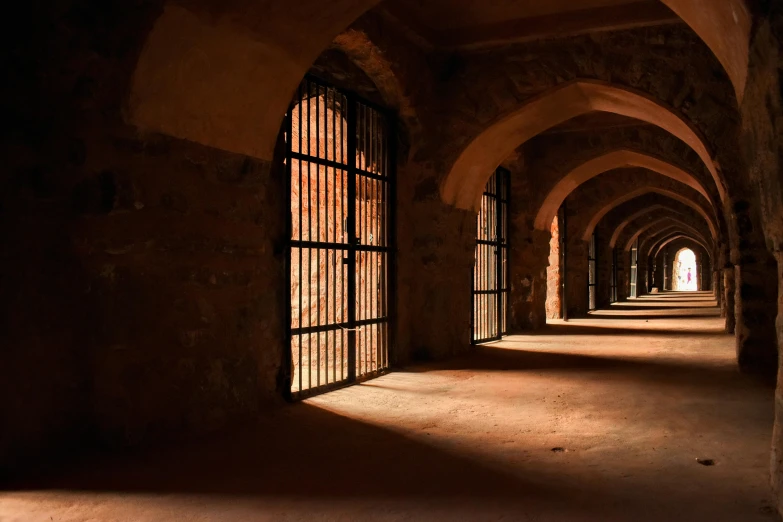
298 83 303 393
346 94 357 382
496 170 502 340
561 201 568 322
332 89 337 383
316 84 321 387
285 94 293 398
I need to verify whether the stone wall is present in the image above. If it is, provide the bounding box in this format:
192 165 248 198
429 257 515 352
546 217 561 319
0 0 293 474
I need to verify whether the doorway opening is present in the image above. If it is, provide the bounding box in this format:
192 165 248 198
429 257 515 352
672 248 698 291
286 76 395 399
610 248 618 303
629 239 639 298
588 233 597 311
471 168 510 344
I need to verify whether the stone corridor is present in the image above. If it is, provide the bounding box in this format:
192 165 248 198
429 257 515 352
2 292 776 521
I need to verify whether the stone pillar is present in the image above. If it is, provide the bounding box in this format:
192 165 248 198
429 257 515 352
770 253 783 513
636 253 648 297
617 250 628 302
596 234 612 308
397 164 476 363
653 251 665 292
545 217 562 319
510 229 550 330
713 270 720 298
565 238 588 318
734 253 778 375
724 267 735 333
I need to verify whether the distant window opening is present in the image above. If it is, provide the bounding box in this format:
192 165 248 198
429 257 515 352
588 233 597 311
672 248 698 291
546 215 562 319
629 239 639 298
472 168 509 344
286 76 394 399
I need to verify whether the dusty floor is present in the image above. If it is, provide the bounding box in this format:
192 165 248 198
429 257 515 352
1 291 778 521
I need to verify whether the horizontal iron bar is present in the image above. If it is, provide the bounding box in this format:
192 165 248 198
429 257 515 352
290 240 392 253
482 192 509 203
291 367 391 400
476 240 508 246
289 151 390 182
473 336 502 344
292 316 390 335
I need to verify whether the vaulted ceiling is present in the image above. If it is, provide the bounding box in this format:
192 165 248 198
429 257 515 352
382 0 681 48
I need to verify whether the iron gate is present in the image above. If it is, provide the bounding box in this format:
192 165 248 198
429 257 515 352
471 168 509 344
629 239 639 298
588 233 597 311
286 76 395 399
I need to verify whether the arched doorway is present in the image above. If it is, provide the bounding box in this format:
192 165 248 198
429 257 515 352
546 215 561 319
287 75 395 398
672 248 698 291
472 168 510 343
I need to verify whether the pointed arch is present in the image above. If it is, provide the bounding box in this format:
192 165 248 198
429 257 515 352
624 217 710 253
654 234 711 260
659 0 750 103
581 187 717 242
609 204 685 248
533 149 713 231
127 1 381 160
441 80 724 211
634 220 711 257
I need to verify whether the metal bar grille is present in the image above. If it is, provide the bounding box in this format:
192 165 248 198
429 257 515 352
588 233 597 311
286 76 394 399
471 168 509 344
629 239 639 298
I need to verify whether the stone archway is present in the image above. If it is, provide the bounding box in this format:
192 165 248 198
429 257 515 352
671 247 699 291
581 186 717 242
440 80 724 211
534 149 713 231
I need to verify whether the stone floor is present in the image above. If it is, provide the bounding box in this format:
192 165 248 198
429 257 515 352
1 291 778 521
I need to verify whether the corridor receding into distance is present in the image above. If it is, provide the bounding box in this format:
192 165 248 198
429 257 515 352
4 1 783 521
2 293 775 521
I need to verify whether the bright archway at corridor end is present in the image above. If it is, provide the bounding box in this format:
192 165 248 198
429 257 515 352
672 248 698 291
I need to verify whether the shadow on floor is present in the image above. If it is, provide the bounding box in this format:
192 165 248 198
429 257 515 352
406 346 774 393
4 403 581 506
521 323 724 337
